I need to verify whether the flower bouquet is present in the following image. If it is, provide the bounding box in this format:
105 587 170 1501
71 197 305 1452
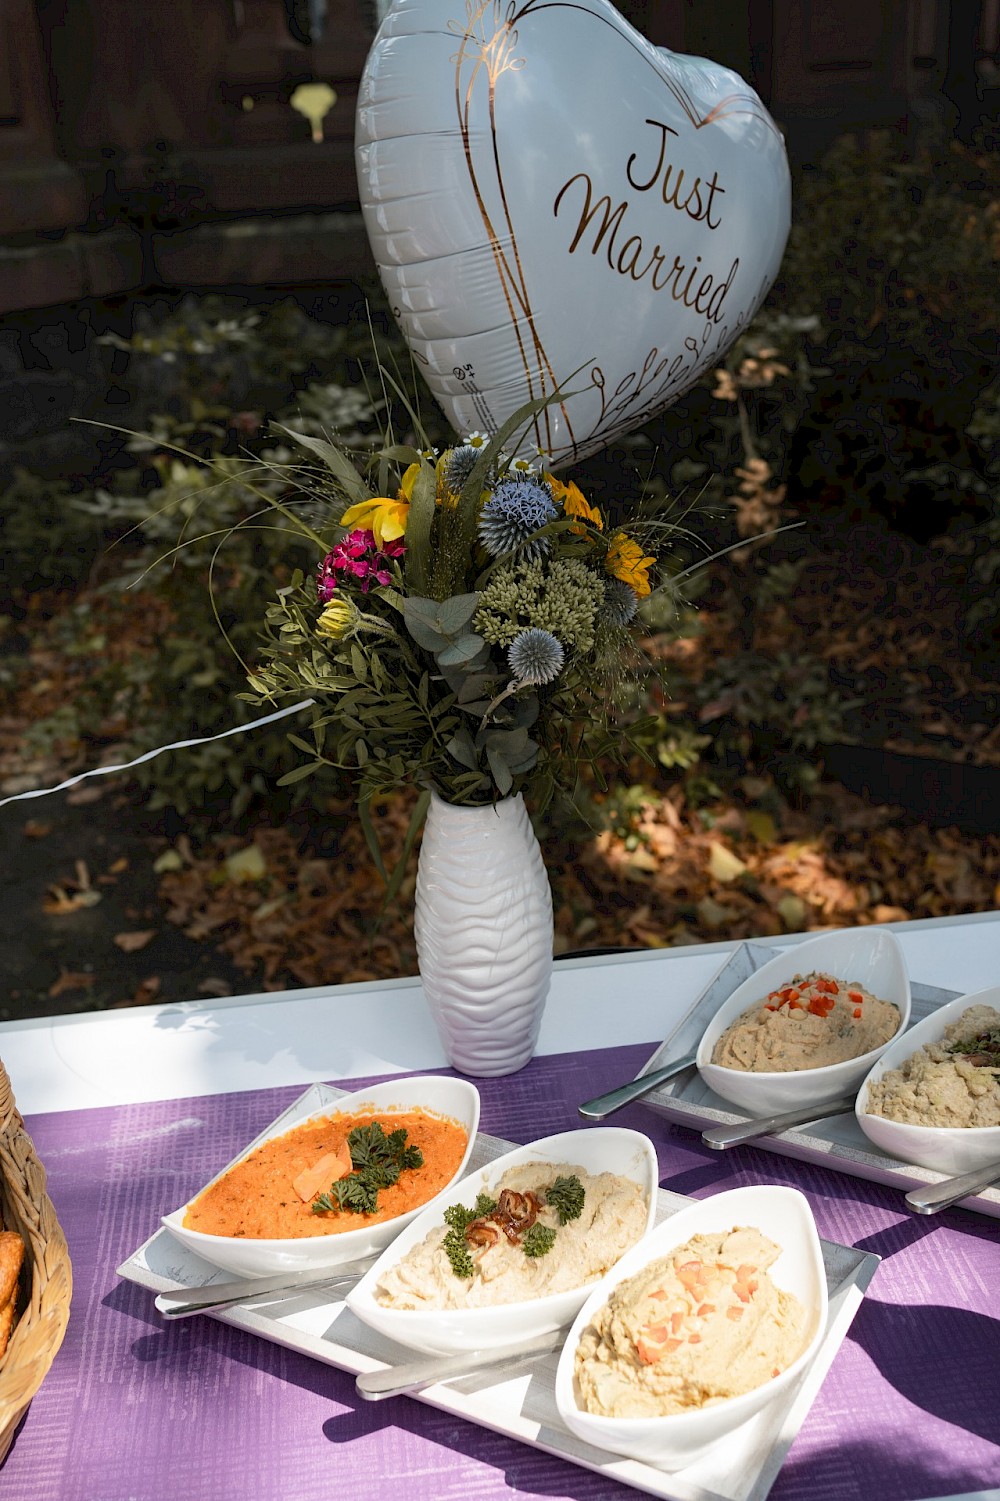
243 391 675 1073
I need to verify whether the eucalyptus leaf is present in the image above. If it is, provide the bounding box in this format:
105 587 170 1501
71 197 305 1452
486 746 514 795
437 633 485 667
436 592 481 634
445 731 480 771
402 615 448 651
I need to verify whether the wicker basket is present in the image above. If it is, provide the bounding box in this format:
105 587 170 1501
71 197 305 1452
0 1059 72 1464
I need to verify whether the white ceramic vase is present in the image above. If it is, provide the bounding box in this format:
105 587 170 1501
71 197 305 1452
414 792 554 1077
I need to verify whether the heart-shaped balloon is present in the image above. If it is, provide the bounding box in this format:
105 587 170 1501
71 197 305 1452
355 0 791 467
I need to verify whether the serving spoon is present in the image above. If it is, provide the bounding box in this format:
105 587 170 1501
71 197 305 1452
578 1051 698 1120
154 1253 380 1319
905 1158 1000 1215
356 1326 568 1401
700 1094 859 1149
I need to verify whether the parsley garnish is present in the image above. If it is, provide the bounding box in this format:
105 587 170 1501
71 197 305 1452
443 1193 498 1232
545 1175 585 1225
442 1194 498 1277
312 1121 424 1216
522 1224 557 1258
442 1226 475 1278
440 1177 588 1275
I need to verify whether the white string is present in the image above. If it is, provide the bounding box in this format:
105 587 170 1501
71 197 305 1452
0 699 316 810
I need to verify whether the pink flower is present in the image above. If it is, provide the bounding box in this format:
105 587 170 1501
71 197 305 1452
317 528 405 598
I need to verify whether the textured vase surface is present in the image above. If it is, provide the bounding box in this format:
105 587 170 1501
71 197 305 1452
414 792 554 1077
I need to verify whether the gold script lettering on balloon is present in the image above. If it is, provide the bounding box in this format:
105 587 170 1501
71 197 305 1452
552 173 738 324
625 119 726 229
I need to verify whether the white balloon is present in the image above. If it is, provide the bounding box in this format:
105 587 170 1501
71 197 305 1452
355 0 791 467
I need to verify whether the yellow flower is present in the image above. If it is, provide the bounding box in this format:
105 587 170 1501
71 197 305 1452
547 474 604 532
338 495 409 547
605 532 655 598
317 596 353 638
397 462 421 502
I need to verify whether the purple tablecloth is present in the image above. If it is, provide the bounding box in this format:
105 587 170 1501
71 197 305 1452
7 1042 1000 1501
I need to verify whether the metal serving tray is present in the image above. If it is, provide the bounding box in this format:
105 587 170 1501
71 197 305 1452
635 941 1000 1219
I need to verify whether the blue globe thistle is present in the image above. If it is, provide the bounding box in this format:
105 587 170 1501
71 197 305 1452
605 576 639 626
508 627 564 685
440 444 486 496
478 477 557 560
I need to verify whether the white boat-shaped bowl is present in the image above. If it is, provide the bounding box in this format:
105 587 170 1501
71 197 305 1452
696 928 911 1116
345 1127 658 1357
554 1185 828 1471
162 1076 480 1278
856 984 1000 1176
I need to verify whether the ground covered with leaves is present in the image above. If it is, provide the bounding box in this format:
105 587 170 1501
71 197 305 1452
2 539 1000 1020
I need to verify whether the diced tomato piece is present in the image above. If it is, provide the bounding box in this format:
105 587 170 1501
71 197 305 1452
696 1303 716 1317
853 1007 863 1019
675 1260 705 1292
687 1333 702 1344
848 991 863 1003
726 1306 745 1321
636 1334 683 1364
670 1311 685 1335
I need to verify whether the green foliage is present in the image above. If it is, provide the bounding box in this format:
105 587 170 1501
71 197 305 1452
694 649 861 759
779 127 1000 357
1 469 107 595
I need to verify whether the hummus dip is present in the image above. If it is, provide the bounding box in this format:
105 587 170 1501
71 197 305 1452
574 1226 808 1418
864 1003 1000 1128
712 970 899 1073
374 1162 647 1310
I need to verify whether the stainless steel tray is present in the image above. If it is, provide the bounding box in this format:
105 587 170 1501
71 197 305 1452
636 941 1000 1218
117 1083 879 1501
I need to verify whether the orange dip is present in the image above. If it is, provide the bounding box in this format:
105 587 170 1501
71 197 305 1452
183 1108 469 1240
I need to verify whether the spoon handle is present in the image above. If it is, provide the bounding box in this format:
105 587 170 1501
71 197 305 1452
905 1161 1000 1215
355 1327 566 1401
701 1094 858 1150
154 1254 379 1318
578 1052 698 1120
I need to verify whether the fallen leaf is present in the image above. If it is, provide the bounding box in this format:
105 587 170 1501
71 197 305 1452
745 810 777 843
108 857 129 875
153 849 184 874
696 896 739 928
708 842 748 883
65 785 104 806
113 929 157 953
197 978 234 997
48 969 95 997
777 894 808 930
124 977 161 1007
22 820 53 839
43 885 102 914
224 844 268 883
